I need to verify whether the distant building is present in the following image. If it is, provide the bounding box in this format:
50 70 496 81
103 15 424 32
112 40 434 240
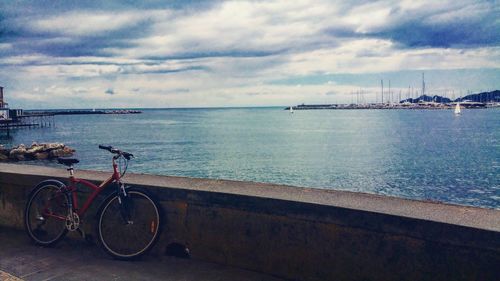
0 86 10 119
0 109 9 120
9 109 23 120
0 86 6 108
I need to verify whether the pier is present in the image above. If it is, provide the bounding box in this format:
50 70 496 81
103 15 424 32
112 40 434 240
0 112 55 136
27 109 142 115
0 86 56 135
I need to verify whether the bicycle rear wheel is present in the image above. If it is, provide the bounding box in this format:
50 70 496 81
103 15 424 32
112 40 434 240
24 182 69 245
97 187 161 259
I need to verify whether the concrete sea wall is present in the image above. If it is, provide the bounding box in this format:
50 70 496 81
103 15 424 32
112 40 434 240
1 163 499 281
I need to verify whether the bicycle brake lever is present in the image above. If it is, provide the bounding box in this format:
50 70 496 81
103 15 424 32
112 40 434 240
123 152 134 160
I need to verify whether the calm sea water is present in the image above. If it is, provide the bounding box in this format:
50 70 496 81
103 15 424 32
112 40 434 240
2 108 499 209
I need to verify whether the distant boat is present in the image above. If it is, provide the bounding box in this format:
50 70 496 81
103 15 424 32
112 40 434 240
290 106 294 114
454 102 461 115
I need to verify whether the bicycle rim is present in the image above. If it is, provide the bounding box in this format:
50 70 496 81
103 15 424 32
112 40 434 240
25 185 69 245
98 190 160 259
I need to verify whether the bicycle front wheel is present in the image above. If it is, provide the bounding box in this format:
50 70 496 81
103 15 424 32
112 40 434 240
24 182 69 245
97 188 161 259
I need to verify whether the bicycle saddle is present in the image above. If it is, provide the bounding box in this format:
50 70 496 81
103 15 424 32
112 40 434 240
57 157 79 166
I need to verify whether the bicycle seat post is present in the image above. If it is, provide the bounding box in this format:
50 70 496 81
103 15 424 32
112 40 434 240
67 166 74 177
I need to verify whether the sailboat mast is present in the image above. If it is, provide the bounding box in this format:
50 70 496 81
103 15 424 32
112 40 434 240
381 80 384 104
422 72 425 97
389 80 391 104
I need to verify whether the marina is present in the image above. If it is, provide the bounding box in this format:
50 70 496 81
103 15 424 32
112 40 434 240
286 90 500 111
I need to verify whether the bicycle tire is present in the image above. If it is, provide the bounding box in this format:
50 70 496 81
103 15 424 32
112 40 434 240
24 181 69 246
96 187 162 260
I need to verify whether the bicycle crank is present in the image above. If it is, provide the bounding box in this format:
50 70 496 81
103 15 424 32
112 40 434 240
65 212 80 231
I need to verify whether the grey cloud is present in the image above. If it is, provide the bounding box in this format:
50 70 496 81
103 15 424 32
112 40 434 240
325 91 340 96
367 2 500 48
317 1 499 49
1 0 498 64
163 88 190 94
0 1 215 16
120 65 210 75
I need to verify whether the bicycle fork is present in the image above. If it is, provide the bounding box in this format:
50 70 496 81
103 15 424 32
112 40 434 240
117 182 133 225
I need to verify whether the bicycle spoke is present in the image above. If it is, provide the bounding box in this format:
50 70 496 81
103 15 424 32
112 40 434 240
25 184 69 245
98 190 160 259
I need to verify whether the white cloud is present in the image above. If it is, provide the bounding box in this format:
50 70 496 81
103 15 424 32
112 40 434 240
114 0 338 59
0 43 12 51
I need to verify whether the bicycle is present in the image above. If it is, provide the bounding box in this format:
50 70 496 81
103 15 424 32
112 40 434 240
24 145 162 260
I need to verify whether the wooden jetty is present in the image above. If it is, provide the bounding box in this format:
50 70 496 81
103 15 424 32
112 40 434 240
0 113 55 136
0 86 56 135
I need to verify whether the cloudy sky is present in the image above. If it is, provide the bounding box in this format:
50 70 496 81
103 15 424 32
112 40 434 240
0 0 499 108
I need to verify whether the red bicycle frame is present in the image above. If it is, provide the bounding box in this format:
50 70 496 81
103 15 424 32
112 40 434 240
61 158 121 217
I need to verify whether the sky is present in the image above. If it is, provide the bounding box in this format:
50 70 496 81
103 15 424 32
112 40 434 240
0 0 499 108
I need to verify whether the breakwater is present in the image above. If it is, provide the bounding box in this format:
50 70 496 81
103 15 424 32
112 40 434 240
0 163 498 281
26 109 141 115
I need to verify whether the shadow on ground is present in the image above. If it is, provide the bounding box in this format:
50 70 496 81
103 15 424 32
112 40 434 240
0 227 283 281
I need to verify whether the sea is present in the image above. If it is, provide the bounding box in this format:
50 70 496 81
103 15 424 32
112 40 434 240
2 107 499 209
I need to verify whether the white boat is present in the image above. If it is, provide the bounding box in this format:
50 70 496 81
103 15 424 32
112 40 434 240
290 106 294 114
454 102 461 115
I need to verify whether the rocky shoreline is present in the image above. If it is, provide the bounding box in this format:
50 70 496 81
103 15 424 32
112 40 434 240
0 142 75 161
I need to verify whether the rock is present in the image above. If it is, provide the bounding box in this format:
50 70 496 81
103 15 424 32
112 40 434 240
26 144 45 154
3 142 75 161
44 143 64 151
9 146 27 159
34 152 49 160
63 146 75 154
49 149 62 158
49 147 74 158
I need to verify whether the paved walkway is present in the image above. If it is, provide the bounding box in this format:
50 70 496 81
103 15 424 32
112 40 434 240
0 270 22 281
0 227 283 281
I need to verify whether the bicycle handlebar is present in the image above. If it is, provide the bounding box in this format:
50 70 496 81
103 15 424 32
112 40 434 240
99 145 134 160
98 145 112 151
